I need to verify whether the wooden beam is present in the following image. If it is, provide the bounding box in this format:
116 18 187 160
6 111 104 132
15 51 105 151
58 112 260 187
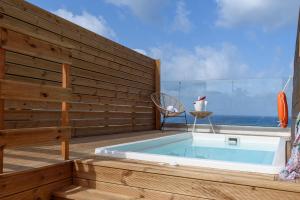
73 178 202 200
0 161 72 198
61 63 70 160
154 59 161 130
0 28 72 64
0 127 71 148
0 147 3 174
53 185 135 200
1 179 71 200
74 160 300 200
62 63 70 126
0 23 75 50
0 79 72 102
0 48 5 173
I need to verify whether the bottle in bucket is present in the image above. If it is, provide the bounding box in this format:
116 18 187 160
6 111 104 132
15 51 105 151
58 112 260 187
194 96 206 111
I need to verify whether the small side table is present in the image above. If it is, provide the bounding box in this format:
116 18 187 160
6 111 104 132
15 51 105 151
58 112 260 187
189 111 215 134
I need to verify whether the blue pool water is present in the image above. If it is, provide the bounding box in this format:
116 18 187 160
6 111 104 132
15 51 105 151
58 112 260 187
106 135 275 165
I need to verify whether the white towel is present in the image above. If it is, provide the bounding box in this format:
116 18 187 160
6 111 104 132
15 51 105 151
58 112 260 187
166 105 178 112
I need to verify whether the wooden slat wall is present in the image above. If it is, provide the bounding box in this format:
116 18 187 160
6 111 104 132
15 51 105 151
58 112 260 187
73 159 300 200
0 161 72 200
0 0 157 137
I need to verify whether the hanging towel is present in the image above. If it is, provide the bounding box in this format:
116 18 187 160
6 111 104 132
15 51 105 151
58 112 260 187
166 105 178 112
279 112 300 180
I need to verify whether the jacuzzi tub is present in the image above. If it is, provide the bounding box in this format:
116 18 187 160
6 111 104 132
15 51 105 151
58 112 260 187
95 132 286 174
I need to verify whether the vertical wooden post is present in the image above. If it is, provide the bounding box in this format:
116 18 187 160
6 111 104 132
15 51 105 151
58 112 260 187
0 48 5 173
61 63 70 160
155 60 161 130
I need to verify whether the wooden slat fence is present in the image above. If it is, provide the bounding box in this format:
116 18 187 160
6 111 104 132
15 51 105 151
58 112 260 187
0 161 72 199
0 26 72 173
0 0 159 172
0 0 158 140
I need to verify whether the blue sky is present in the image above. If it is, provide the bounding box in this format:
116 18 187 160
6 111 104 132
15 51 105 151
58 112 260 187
25 0 299 117
27 0 299 81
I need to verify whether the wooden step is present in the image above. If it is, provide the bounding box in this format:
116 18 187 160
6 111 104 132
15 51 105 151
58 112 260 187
53 185 136 200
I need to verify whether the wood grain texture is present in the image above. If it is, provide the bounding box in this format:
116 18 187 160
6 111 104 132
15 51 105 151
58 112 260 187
190 111 212 119
0 28 72 64
61 63 70 160
53 185 134 200
5 130 300 199
0 0 157 137
0 1 154 74
1 0 154 68
2 179 72 200
4 130 172 173
73 178 208 200
0 146 2 174
154 59 161 130
0 79 72 102
0 48 4 173
0 126 71 148
73 159 300 200
0 161 72 198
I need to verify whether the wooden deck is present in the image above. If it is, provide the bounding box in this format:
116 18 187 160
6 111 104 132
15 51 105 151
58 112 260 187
2 130 300 200
3 130 177 173
72 157 300 200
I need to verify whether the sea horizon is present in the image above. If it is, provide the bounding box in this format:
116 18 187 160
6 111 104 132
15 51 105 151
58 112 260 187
168 114 291 127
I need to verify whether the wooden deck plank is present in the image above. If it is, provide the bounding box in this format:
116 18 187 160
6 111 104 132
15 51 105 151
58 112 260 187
75 163 299 200
73 178 207 200
1 178 72 200
0 161 72 198
2 130 300 199
53 185 134 200
2 130 175 172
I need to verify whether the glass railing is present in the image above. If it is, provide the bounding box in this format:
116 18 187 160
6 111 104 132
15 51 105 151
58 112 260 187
161 77 293 127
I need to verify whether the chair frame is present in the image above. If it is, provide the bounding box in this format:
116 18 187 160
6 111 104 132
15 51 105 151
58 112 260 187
151 92 188 131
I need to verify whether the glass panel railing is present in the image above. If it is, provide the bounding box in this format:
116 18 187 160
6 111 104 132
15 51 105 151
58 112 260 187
161 77 293 127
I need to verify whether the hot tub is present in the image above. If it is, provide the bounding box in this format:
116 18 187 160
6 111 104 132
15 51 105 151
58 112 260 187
95 132 286 174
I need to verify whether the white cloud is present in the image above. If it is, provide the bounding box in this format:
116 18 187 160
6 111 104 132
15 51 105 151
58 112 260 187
105 0 166 22
133 48 147 55
149 43 249 81
216 0 300 29
172 1 192 32
53 9 116 39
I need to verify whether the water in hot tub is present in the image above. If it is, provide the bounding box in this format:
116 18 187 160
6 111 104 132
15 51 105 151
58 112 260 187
106 135 275 165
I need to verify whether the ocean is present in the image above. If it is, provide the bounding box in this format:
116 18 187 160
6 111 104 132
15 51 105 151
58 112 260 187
167 115 291 127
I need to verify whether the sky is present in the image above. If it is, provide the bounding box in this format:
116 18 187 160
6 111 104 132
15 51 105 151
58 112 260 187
26 0 300 81
26 0 299 117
